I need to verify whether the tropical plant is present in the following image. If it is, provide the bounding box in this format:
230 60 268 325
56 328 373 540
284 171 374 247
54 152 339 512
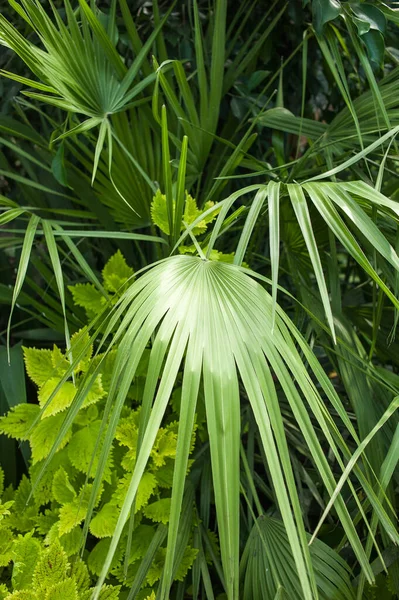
0 1 399 600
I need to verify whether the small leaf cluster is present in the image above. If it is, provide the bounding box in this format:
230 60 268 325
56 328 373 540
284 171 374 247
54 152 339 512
151 190 217 236
0 523 121 600
68 250 134 321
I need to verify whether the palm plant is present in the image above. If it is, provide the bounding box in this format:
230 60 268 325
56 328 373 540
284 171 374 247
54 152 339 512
1 1 399 599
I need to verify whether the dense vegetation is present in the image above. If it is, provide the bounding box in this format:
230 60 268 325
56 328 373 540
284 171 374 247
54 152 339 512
0 1 399 598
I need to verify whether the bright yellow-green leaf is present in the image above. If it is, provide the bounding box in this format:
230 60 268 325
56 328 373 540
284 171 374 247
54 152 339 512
23 347 54 387
102 250 134 293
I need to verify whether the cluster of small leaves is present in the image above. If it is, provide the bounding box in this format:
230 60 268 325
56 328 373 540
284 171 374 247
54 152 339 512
150 190 241 265
0 275 198 594
0 519 121 600
151 190 217 236
69 250 134 321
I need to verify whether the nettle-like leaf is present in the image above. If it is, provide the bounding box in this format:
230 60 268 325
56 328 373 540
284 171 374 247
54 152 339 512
89 503 120 539
102 249 134 293
67 420 113 482
30 413 72 463
38 379 76 418
23 348 54 387
12 532 42 590
143 498 172 525
88 539 125 577
151 190 217 235
0 528 15 567
69 252 135 322
52 467 76 505
68 284 106 320
0 405 40 441
32 540 69 591
8 478 38 533
58 483 103 536
43 579 78 600
4 590 39 599
81 585 121 600
69 559 91 593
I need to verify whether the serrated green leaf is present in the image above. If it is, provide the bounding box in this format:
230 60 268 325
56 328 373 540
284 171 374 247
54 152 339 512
58 484 102 536
30 413 72 464
4 591 39 600
89 503 119 538
102 250 134 293
150 428 177 467
29 450 71 505
174 545 199 581
38 379 76 418
70 328 93 372
52 467 76 505
32 541 69 591
143 498 171 524
0 528 14 567
87 539 123 576
135 472 157 511
8 477 38 532
0 404 40 441
70 558 90 592
68 284 106 318
23 348 54 387
151 189 169 235
44 579 78 600
81 585 121 600
67 420 112 482
12 532 41 590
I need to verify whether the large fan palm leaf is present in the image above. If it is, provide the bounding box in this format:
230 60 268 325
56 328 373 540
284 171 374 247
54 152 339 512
45 254 396 600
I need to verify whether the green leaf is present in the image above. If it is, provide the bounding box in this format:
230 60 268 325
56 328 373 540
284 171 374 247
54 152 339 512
67 420 112 482
12 532 42 590
30 413 72 463
4 591 39 600
89 503 120 538
52 467 76 505
32 541 69 591
312 0 341 33
136 472 158 511
51 142 68 187
7 215 40 356
150 189 170 235
43 579 78 600
143 498 171 524
23 347 54 387
69 559 91 592
68 284 106 318
174 545 199 581
59 527 83 557
58 505 86 537
240 515 354 599
0 404 40 441
0 528 14 567
38 379 76 418
81 585 121 600
87 539 123 576
70 328 93 372
102 250 134 293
